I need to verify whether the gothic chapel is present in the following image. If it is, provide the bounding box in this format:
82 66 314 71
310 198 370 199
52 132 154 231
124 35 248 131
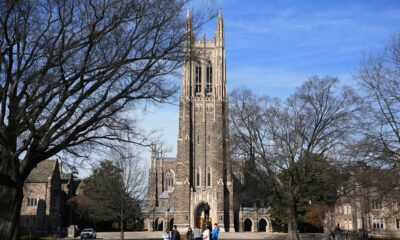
145 10 271 233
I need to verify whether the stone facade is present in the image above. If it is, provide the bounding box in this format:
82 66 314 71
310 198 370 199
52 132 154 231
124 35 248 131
20 160 79 236
331 187 400 238
232 160 272 233
145 10 271 233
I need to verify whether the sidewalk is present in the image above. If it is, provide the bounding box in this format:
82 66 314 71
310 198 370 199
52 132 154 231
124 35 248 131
63 231 325 240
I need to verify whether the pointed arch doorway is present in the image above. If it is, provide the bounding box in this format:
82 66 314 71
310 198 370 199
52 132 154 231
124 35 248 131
194 202 212 229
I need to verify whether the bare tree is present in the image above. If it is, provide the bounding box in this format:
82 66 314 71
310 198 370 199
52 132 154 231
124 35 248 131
0 1 210 239
113 149 147 240
230 77 359 240
82 149 146 240
356 34 400 165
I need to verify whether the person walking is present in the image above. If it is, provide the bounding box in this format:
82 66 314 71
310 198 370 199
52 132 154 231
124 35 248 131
202 223 212 240
162 228 170 240
193 227 202 240
333 223 342 240
171 225 181 240
211 223 220 240
186 226 194 240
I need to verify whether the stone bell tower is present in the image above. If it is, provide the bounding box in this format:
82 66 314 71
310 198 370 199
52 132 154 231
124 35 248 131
173 10 234 232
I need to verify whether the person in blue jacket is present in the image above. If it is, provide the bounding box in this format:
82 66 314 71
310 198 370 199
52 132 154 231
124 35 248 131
211 223 220 240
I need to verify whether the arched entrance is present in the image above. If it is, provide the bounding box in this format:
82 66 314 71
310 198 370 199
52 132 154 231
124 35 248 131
194 202 212 229
154 218 163 231
258 219 267 232
244 218 252 232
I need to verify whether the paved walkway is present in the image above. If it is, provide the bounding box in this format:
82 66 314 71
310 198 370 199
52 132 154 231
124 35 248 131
66 231 327 240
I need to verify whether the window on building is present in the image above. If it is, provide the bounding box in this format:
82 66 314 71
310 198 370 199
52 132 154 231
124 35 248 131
196 167 201 187
372 199 383 209
195 64 202 94
372 218 384 229
393 201 398 211
344 219 353 230
206 61 212 95
207 167 212 187
27 198 38 207
357 219 362 229
165 171 174 189
344 204 352 214
336 205 343 214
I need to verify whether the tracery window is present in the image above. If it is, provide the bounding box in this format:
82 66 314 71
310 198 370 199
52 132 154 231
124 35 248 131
27 198 38 207
343 204 352 214
165 171 174 189
196 167 201 187
372 218 384 229
195 64 202 94
206 61 212 95
372 199 383 209
207 167 212 187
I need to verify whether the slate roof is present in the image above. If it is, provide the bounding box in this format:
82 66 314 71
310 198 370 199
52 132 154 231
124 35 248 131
26 160 56 183
61 172 70 181
26 160 69 183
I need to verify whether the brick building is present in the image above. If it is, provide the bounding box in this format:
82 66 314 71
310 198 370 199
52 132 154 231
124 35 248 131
20 160 79 236
145 10 271 233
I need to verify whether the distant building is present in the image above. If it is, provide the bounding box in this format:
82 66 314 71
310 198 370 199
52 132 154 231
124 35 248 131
20 160 80 236
144 10 271 233
331 167 400 238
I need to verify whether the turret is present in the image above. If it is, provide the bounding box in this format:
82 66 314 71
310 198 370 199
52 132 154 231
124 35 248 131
215 9 224 47
151 145 157 172
185 10 194 48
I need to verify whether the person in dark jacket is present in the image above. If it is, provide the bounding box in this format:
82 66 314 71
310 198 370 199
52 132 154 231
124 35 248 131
333 223 342 240
171 225 181 240
186 226 194 240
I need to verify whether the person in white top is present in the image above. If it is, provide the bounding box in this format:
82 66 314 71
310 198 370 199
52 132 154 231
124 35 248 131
162 228 170 240
193 227 202 240
202 228 210 240
202 223 212 240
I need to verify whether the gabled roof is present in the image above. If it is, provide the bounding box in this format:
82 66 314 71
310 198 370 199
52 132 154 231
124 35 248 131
25 159 69 183
26 160 56 183
61 172 70 181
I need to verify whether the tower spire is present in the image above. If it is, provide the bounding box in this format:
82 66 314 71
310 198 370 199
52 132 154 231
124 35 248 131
215 9 224 46
185 9 194 46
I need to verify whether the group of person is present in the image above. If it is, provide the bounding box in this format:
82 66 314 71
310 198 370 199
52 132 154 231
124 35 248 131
163 223 220 240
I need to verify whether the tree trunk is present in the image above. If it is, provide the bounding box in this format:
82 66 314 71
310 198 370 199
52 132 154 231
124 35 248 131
287 196 300 240
0 185 23 240
120 220 124 240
